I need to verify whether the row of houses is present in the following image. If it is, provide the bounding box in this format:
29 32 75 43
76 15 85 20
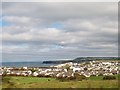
0 61 119 78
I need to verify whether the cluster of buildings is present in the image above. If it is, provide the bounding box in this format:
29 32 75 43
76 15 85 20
0 61 119 78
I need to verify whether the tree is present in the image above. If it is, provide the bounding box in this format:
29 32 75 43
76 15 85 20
103 75 116 80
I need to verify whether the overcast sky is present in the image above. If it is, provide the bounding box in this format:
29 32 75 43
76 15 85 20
1 2 118 62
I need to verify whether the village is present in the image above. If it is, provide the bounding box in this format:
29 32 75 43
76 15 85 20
0 61 119 78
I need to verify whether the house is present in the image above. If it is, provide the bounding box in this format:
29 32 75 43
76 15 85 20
73 67 81 73
33 72 39 76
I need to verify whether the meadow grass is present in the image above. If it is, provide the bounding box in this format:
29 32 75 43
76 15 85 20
1 75 119 88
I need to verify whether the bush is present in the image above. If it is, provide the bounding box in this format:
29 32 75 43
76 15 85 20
56 76 66 82
31 69 37 73
84 68 88 71
74 73 86 81
66 76 76 80
98 73 103 76
63 64 70 71
103 75 116 80
56 76 76 82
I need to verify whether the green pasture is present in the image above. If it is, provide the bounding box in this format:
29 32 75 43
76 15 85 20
1 75 119 88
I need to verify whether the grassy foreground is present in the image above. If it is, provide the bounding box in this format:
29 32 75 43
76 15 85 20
1 75 119 88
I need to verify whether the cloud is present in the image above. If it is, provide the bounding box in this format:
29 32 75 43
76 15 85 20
2 2 118 62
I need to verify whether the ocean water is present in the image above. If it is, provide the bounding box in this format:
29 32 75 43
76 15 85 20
1 62 58 67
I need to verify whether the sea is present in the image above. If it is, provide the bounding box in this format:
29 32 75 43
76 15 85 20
1 61 58 67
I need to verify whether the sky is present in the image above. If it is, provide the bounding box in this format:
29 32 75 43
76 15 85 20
1 2 118 62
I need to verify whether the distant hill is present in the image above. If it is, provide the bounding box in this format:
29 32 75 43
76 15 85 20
73 57 119 63
42 60 73 64
42 57 119 64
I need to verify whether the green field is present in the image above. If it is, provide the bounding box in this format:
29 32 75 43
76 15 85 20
1 75 119 88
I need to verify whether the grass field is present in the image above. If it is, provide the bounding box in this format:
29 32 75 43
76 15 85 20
1 75 119 88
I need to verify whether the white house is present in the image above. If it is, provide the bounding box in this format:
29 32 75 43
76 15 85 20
73 67 81 73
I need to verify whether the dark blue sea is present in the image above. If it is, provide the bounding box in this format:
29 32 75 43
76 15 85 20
1 62 58 67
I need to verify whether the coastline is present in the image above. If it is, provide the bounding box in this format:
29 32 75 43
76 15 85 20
1 60 119 88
